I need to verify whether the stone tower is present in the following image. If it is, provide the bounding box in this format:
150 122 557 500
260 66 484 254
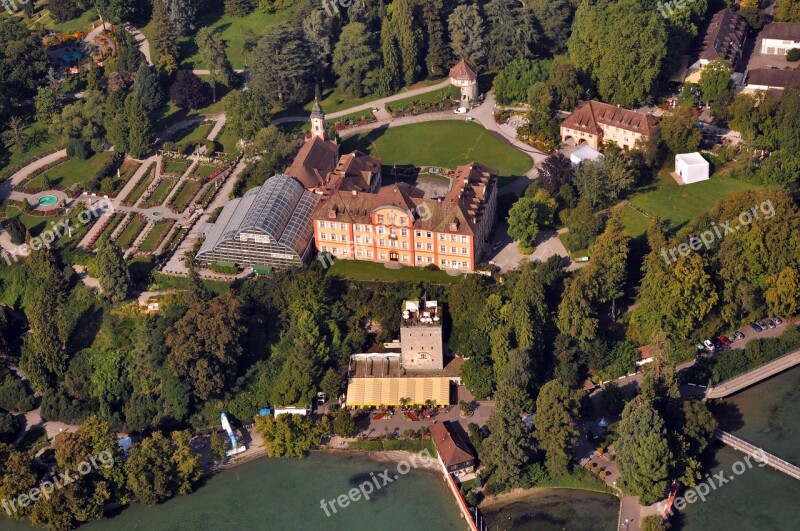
310 99 327 140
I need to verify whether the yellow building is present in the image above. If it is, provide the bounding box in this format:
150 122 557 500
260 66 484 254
313 163 498 272
560 100 661 151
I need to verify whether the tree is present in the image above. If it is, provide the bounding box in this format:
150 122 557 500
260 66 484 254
302 6 337 83
94 0 136 25
196 26 236 102
133 64 164 113
448 4 485 66
775 0 800 22
461 354 494 400
333 23 382 98
320 368 345 401
507 196 553 252
0 19 49 118
573 161 608 209
163 0 197 35
21 286 65 391
125 432 177 505
615 396 673 504
35 86 63 123
250 25 313 108
661 105 701 155
186 267 212 305
699 58 733 103
538 153 573 194
169 70 210 109
3 116 28 150
534 379 580 476
766 267 800 317
225 0 257 16
493 59 552 104
485 0 539 69
104 90 128 152
95 239 131 303
386 0 420 86
166 293 245 400
568 0 667 106
333 408 357 437
152 0 180 72
547 61 582 111
254 413 330 457
422 0 451 77
222 90 271 141
531 0 576 54
0 443 37 519
481 385 535 489
171 430 201 495
4 216 26 245
49 0 84 22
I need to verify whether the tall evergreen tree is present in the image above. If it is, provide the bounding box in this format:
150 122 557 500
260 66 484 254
104 90 129 152
152 0 180 73
485 0 539 69
391 0 420 86
534 379 580 476
250 26 314 107
133 64 164 113
334 23 382 98
163 0 197 35
125 94 153 159
422 0 451 77
196 26 236 102
95 239 132 303
447 4 485 66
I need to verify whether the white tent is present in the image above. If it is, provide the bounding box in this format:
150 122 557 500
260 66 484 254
675 153 709 184
570 144 604 167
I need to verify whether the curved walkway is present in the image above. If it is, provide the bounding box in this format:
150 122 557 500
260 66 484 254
705 348 800 399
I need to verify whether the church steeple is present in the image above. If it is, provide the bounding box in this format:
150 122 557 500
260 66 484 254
310 86 327 140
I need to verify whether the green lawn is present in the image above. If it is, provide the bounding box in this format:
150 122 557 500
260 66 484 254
619 204 653 238
154 100 226 133
170 180 201 212
143 178 178 207
327 259 463 285
140 5 295 70
124 163 156 205
4 207 58 238
624 167 764 235
116 216 147 250
173 122 214 145
16 426 48 452
215 126 241 155
138 221 174 253
0 119 64 178
385 86 459 112
163 159 190 175
341 121 533 180
27 5 100 33
23 151 114 192
195 164 223 178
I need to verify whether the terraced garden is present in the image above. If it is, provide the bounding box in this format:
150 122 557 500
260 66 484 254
123 162 157 206
142 178 178 208
162 158 190 176
138 220 176 253
115 216 147 250
22 151 114 192
169 180 201 212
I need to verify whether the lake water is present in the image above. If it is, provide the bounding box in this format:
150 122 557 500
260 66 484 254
2 452 463 530
679 366 800 530
481 489 619 531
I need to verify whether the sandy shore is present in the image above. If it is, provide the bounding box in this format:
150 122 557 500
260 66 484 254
480 485 620 510
366 449 443 472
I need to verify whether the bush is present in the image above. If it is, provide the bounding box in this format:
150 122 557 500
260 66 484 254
0 376 35 412
92 152 125 190
66 138 91 160
209 262 238 275
0 411 18 443
787 48 800 62
170 70 211 109
4 217 27 245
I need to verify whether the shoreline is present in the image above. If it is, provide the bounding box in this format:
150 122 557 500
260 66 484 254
480 485 620 511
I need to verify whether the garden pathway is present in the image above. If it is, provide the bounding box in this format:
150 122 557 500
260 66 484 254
1 150 68 200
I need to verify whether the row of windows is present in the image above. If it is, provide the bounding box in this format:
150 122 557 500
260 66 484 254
317 222 470 244
320 246 470 269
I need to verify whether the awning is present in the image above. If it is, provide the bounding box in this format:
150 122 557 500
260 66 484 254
345 377 451 407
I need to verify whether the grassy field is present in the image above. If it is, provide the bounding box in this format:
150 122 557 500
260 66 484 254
154 100 226 133
0 119 64 178
341 121 533 180
26 4 99 33
138 221 174 253
173 122 214 145
623 167 764 236
195 164 223 178
385 86 459 112
3 206 59 237
215 126 241 155
23 151 114 192
169 180 201 212
162 159 190 175
124 164 156 205
140 5 295 70
327 259 463 285
143 178 178 207
116 217 147 250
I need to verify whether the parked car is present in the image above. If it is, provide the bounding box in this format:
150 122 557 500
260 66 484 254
765 319 776 329
756 320 768 329
717 335 731 347
694 342 705 350
711 337 724 349
750 323 763 333
703 339 715 350
454 107 468 114
773 317 783 325
466 116 475 121
492 240 503 251
733 331 745 341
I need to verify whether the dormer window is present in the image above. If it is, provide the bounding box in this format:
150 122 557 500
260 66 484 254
328 208 337 219
449 222 458 232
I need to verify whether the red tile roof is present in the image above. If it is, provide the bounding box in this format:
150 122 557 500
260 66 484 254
761 22 800 41
328 151 381 192
746 68 800 89
695 9 748 65
449 60 477 80
560 101 660 137
429 421 475 469
285 135 339 190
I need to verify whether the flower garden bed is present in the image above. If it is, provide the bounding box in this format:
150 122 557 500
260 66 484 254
122 161 156 206
162 158 190 176
115 215 147 250
141 178 178 208
138 219 176 254
168 180 201 213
